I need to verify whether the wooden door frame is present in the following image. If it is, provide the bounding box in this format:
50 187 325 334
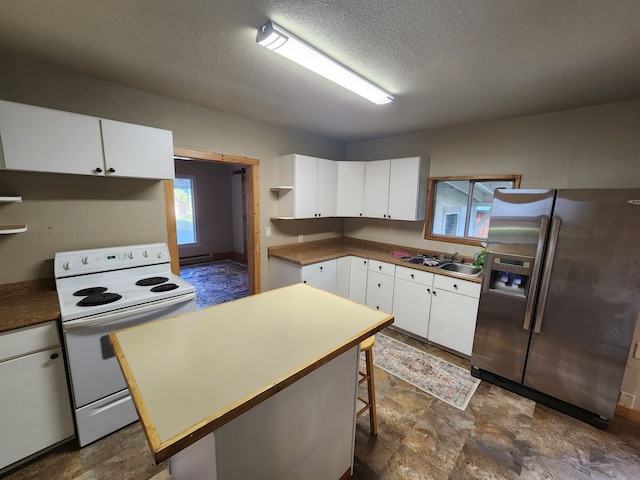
164 147 260 295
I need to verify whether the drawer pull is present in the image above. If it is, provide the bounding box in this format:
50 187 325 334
50 353 59 360
453 284 458 289
410 274 414 279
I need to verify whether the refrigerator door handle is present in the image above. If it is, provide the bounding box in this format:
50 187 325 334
522 216 549 330
532 217 561 333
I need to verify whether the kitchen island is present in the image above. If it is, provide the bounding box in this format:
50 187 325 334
109 283 393 480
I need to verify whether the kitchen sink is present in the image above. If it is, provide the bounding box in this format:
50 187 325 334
439 263 483 277
402 256 428 265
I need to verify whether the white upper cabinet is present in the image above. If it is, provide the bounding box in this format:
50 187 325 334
363 160 391 219
336 161 365 217
0 100 174 179
274 154 337 219
388 156 429 221
0 99 104 176
316 158 337 218
363 157 428 221
100 119 174 179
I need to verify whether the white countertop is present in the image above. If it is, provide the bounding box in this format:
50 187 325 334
110 283 394 463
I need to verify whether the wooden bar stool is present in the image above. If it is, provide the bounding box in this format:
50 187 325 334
357 336 378 435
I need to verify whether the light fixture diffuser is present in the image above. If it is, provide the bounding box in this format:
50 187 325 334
256 20 393 105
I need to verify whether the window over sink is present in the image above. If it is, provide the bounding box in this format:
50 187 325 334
424 175 521 245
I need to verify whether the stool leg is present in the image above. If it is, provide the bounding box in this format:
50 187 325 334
365 348 377 435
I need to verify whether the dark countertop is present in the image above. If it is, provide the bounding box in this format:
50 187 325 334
268 237 483 284
0 279 61 333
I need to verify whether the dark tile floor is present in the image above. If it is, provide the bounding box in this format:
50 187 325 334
4 329 639 480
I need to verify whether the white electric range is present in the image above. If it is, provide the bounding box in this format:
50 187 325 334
54 243 196 447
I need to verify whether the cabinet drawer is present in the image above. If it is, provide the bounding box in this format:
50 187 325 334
395 265 434 286
367 271 395 299
433 274 481 298
368 259 395 276
365 293 393 315
301 259 337 278
0 322 60 362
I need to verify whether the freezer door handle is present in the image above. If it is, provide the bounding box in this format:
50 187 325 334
533 217 561 333
523 216 550 330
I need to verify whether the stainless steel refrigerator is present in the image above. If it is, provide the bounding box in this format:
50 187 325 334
471 188 640 427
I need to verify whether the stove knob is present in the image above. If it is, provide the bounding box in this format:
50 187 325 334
142 250 149 257
81 256 91 265
63 262 72 270
156 251 163 258
127 252 136 259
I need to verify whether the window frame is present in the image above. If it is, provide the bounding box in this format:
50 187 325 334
424 174 521 246
173 175 199 246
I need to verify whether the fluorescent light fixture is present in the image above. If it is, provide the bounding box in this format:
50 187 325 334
256 20 393 105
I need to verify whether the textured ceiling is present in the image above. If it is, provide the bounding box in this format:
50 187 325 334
1 0 639 142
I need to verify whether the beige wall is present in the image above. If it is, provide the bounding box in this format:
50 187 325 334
344 99 640 259
0 50 345 285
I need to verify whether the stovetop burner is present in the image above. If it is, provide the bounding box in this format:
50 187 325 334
136 276 169 287
73 287 108 297
76 292 123 307
150 283 179 292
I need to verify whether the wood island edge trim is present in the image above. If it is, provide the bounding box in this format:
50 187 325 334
147 316 394 464
108 332 163 455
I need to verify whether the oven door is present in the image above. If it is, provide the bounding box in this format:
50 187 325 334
62 294 195 408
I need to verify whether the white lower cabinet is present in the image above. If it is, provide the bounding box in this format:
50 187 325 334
365 260 395 313
347 257 369 304
301 259 337 293
269 257 337 294
0 322 74 472
427 275 481 356
392 266 434 338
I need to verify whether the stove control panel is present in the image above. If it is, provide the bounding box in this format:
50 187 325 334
55 243 171 277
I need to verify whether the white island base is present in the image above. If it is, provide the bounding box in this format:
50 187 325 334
170 346 358 480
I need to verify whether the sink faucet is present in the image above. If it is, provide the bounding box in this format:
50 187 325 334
448 252 460 263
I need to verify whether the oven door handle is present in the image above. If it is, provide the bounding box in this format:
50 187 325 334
62 293 196 331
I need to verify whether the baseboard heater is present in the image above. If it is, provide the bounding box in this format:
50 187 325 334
179 253 213 266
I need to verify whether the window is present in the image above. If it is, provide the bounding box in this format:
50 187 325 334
174 176 197 245
425 175 521 245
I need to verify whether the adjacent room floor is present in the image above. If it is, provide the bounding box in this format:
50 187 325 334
5 329 639 480
179 259 249 309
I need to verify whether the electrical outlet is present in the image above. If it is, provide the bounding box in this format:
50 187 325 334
618 391 636 409
634 342 640 359
298 234 303 243
265 226 272 237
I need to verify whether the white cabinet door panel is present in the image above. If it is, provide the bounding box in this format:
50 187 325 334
293 154 317 218
348 257 368 304
0 100 104 176
387 157 428 221
363 160 390 219
428 289 479 356
0 347 74 470
316 158 337 217
336 161 365 217
392 277 432 338
101 119 174 179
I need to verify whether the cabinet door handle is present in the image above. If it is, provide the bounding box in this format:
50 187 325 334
433 290 437 296
453 284 458 289
378 266 382 270
108 167 116 173
410 274 414 279
427 288 431 293
320 266 323 271
363 260 367 264
95 167 103 173
50 353 59 360
377 283 381 288
303 280 307 284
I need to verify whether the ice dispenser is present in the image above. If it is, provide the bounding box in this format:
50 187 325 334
483 253 534 299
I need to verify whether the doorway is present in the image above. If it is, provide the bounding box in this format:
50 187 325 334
164 147 260 295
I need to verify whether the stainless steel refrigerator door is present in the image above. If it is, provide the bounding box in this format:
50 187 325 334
524 189 640 419
471 189 556 382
